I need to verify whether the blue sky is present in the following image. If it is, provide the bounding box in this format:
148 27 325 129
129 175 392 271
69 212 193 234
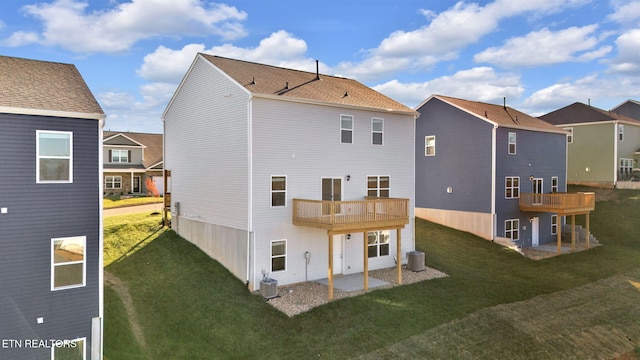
1 0 638 133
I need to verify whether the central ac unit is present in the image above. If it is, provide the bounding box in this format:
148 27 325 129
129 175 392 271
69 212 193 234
260 278 278 299
407 251 425 272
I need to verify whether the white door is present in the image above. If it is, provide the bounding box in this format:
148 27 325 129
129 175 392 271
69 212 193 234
532 217 539 247
332 235 343 275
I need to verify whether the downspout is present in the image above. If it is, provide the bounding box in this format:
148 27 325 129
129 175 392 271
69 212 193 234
491 124 498 240
97 116 106 360
246 97 253 289
613 121 618 187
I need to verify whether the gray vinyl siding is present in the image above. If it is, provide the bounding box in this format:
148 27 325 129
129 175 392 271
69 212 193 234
415 97 493 213
164 56 250 230
495 127 567 247
616 123 640 167
0 113 100 359
250 98 415 287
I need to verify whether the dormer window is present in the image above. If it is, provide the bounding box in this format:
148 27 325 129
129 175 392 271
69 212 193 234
111 149 129 163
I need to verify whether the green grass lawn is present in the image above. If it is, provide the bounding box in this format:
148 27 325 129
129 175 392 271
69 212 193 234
103 195 163 209
104 188 640 359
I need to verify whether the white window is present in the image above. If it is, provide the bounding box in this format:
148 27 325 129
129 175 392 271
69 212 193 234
111 149 129 163
508 132 516 155
51 236 86 290
551 215 558 235
367 176 389 198
105 176 122 189
340 115 353 144
619 124 624 142
271 176 286 207
372 118 383 145
52 337 85 360
271 240 286 272
551 176 559 193
505 177 520 199
505 219 519 241
367 231 390 258
563 127 573 143
425 136 435 156
37 130 72 183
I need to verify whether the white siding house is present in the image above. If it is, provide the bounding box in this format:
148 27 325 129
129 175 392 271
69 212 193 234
163 54 417 298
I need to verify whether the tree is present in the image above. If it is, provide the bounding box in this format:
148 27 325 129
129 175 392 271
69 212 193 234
145 178 160 197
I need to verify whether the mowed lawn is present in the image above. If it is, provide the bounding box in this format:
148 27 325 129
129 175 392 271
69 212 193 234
104 188 640 359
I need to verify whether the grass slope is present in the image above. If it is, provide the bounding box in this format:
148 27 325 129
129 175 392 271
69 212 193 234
104 189 640 359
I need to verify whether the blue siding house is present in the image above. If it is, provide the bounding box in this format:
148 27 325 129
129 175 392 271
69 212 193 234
415 95 592 251
0 56 105 359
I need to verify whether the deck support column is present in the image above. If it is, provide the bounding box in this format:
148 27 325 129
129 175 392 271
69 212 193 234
396 228 402 285
557 214 562 254
328 231 334 300
571 215 576 252
586 213 590 249
363 231 368 292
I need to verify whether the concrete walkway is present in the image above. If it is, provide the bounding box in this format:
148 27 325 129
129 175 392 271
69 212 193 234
316 273 389 292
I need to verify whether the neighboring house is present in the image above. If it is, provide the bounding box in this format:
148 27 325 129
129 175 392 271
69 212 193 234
0 56 105 359
540 102 640 188
415 95 594 251
611 99 640 120
103 131 163 195
163 54 417 299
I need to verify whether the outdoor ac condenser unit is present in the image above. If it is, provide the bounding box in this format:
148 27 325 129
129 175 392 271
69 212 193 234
260 278 278 299
407 251 425 272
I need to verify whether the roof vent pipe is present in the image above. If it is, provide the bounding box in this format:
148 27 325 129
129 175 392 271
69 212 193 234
503 97 506 109
315 60 320 80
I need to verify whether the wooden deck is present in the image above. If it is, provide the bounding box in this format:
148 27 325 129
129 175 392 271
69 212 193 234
519 192 595 215
292 197 409 233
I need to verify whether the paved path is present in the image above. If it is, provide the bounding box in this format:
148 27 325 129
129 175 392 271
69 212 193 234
104 204 162 217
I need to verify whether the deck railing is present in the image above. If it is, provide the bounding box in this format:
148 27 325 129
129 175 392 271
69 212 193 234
292 197 409 231
519 192 595 214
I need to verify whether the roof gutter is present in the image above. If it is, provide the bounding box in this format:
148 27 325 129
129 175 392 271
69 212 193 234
0 106 105 120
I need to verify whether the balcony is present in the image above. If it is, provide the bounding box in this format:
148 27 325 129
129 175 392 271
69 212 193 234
292 197 410 233
519 192 595 215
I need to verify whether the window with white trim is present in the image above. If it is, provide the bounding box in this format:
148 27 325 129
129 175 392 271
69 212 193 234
111 149 129 163
52 236 85 290
271 240 286 272
340 115 353 144
271 176 286 207
52 337 85 360
37 130 72 183
505 219 519 241
372 118 383 145
551 176 559 193
105 176 122 189
563 127 573 143
367 231 390 258
508 132 516 155
619 124 624 142
619 158 634 180
505 177 520 199
367 176 389 197
425 135 435 156
551 215 558 235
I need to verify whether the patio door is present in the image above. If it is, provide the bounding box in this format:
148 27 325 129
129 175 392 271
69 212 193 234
533 178 543 205
333 235 344 275
531 217 539 247
322 177 342 215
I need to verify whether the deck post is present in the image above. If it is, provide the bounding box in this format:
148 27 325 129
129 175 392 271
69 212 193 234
363 231 368 292
396 228 402 285
571 215 576 252
586 213 590 249
557 214 562 254
328 231 334 300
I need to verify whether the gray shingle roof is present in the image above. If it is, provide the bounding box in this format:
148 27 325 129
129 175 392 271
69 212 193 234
0 55 104 116
200 54 415 114
540 102 640 126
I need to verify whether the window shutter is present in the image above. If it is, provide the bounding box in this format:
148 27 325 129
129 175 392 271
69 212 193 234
128 150 131 162
108 150 112 162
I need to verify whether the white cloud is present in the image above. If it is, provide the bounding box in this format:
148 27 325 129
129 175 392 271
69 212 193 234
607 0 640 26
474 25 611 67
5 0 247 53
1 31 40 47
137 31 314 83
606 29 640 75
373 67 524 108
